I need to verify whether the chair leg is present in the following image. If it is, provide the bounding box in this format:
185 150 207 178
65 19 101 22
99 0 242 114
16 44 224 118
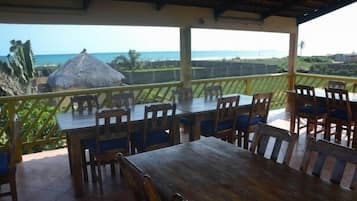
237 130 242 147
9 175 17 201
313 118 318 138
325 120 331 141
97 161 103 195
90 153 97 182
336 125 342 142
110 162 116 177
81 148 88 182
243 131 249 149
346 126 351 147
296 117 300 136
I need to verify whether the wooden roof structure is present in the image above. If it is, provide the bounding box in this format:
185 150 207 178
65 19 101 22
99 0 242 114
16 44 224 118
0 0 355 24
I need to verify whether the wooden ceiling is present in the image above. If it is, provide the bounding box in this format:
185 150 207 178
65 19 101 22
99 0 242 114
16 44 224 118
0 0 356 24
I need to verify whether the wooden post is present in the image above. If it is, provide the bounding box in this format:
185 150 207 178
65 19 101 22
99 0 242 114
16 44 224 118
180 26 192 87
286 32 298 112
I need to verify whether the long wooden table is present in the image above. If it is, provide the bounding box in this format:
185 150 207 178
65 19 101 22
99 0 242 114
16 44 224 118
288 88 357 147
127 137 357 201
176 94 253 140
56 103 183 197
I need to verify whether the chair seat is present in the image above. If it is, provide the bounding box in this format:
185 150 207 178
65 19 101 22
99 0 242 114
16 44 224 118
85 138 128 154
200 120 234 137
236 115 264 130
328 110 356 122
132 131 170 151
298 105 327 115
0 152 9 176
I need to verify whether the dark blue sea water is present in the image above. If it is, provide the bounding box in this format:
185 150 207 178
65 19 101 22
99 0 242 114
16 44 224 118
0 50 286 66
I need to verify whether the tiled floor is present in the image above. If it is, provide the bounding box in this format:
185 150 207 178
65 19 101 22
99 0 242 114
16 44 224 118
0 109 353 201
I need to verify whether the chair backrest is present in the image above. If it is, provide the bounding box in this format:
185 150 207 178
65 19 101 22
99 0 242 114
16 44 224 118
112 92 135 108
214 96 240 131
294 85 317 112
204 85 222 99
172 87 193 102
143 103 176 146
250 123 297 166
327 80 346 90
71 95 99 115
118 154 147 201
301 139 357 190
325 88 352 121
249 92 273 123
95 109 131 152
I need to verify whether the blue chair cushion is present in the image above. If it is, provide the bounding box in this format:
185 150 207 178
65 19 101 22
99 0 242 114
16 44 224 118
329 109 350 121
180 117 193 125
84 138 128 153
0 152 9 176
200 120 234 137
236 115 264 130
132 131 170 151
81 139 96 150
298 105 327 115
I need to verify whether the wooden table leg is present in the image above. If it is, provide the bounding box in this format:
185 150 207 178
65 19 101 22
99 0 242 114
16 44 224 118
66 133 73 175
69 134 83 197
353 122 357 148
290 112 296 134
173 117 180 144
192 114 202 141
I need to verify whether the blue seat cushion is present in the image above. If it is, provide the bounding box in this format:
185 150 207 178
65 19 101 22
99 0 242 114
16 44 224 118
329 109 350 121
298 105 327 115
132 131 170 151
83 138 128 153
200 120 234 137
0 152 9 176
236 115 264 130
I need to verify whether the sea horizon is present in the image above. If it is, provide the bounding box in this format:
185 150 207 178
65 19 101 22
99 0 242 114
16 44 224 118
0 50 286 66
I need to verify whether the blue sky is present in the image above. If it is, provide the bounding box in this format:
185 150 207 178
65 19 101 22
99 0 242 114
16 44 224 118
0 2 356 56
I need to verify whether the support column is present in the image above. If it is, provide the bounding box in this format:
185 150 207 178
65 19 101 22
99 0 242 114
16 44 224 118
286 32 298 113
180 26 192 87
287 32 298 90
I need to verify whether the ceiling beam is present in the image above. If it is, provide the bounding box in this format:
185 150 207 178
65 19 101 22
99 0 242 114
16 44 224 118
213 0 237 19
297 0 357 24
0 0 90 11
261 0 302 20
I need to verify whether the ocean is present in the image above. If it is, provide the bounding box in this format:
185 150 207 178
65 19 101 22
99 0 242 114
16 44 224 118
0 50 286 66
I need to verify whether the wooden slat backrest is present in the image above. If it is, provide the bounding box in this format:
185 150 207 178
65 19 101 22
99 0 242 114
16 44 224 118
118 154 146 201
95 109 131 151
294 85 316 109
204 85 222 99
325 88 352 121
301 139 357 190
327 80 346 90
112 92 134 108
214 96 240 131
172 87 193 103
143 103 176 147
71 95 99 115
250 123 297 166
249 92 273 123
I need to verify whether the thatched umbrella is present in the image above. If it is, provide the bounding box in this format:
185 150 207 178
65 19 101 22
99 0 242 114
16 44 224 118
0 72 24 96
48 50 125 90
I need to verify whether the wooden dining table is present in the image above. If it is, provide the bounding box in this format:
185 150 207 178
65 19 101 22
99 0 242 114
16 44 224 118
287 88 357 147
56 103 184 197
127 137 357 201
175 94 253 140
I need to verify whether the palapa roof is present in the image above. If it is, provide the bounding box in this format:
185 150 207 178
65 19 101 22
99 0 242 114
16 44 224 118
0 72 24 96
0 0 355 24
48 51 125 89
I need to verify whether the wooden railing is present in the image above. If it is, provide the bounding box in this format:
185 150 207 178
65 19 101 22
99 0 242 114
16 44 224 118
1 72 356 158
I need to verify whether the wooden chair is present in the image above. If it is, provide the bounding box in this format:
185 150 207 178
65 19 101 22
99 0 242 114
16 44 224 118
70 95 99 116
0 119 18 201
70 95 99 182
92 109 131 195
204 85 222 99
327 80 346 90
324 88 354 147
172 87 193 103
301 138 357 190
118 153 185 201
237 92 273 149
250 123 297 166
132 103 176 152
201 96 240 143
112 92 134 108
294 85 327 137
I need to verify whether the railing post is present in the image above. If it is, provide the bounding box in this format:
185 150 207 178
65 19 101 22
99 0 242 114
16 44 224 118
180 26 192 88
245 79 252 95
7 101 22 162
